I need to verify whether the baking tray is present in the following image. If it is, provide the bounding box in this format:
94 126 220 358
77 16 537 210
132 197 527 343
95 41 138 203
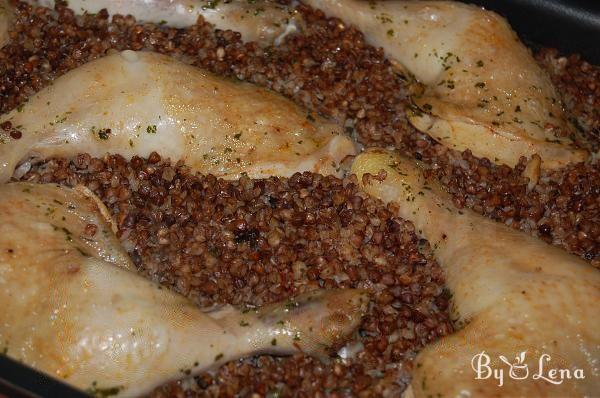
468 0 600 63
1 0 599 397
0 355 87 398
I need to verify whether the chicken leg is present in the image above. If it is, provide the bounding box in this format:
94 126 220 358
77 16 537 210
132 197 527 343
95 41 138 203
27 0 301 45
304 0 588 169
0 50 355 183
0 182 368 397
352 149 599 397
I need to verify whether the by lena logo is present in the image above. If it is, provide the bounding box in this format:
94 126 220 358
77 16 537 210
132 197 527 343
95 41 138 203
471 351 585 387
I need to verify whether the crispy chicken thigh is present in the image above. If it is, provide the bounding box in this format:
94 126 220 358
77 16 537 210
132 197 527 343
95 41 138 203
0 182 368 397
352 150 599 397
305 0 588 168
0 50 355 183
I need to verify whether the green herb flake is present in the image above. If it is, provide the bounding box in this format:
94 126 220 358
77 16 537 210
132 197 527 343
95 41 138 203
97 128 110 140
202 0 220 10
285 299 299 311
85 382 123 398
